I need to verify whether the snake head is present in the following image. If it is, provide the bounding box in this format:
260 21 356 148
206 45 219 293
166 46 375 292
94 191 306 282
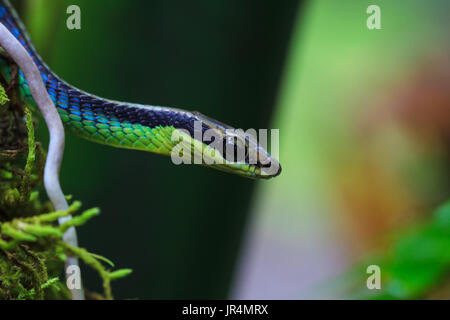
171 111 282 179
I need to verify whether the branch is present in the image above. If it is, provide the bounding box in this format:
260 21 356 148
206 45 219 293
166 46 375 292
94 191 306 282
0 23 84 300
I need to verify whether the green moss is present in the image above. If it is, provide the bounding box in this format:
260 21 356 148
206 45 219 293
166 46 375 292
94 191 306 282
0 85 131 300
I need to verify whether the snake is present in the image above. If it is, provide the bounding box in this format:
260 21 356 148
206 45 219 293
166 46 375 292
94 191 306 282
0 0 281 179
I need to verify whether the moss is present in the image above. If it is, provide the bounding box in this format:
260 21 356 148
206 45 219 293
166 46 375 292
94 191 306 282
0 83 131 300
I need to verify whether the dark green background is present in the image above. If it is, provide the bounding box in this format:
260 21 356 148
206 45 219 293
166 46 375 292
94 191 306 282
17 0 301 298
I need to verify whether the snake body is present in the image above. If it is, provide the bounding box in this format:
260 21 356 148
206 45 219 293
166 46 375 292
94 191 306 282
0 0 281 179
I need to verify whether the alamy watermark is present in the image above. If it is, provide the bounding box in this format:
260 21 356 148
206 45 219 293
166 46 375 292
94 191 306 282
66 265 82 290
65 5 382 32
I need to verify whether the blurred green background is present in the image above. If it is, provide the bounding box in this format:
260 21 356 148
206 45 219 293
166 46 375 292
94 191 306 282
14 0 450 299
